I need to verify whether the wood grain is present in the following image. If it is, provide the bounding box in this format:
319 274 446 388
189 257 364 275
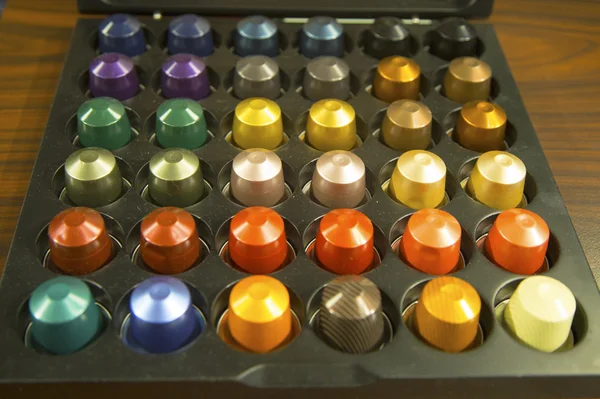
0 0 599 397
492 0 600 285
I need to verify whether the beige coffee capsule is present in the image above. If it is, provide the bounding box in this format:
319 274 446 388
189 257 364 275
504 276 576 353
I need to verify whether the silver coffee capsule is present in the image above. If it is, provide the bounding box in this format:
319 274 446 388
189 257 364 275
233 56 281 100
303 56 351 101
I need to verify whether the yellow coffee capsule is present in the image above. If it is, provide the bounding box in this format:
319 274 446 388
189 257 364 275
389 150 446 209
306 99 356 152
467 151 525 210
232 98 283 150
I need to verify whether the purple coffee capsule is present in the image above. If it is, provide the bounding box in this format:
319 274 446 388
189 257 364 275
89 53 140 101
161 54 211 100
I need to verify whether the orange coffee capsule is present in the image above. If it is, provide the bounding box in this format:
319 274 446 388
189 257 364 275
139 207 201 275
229 206 288 274
415 276 481 353
228 275 293 353
400 209 461 275
485 208 549 275
315 209 374 275
48 207 112 275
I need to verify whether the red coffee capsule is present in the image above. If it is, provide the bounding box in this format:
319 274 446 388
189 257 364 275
400 209 462 275
228 207 288 274
485 208 549 275
139 207 201 275
315 209 374 275
48 207 112 275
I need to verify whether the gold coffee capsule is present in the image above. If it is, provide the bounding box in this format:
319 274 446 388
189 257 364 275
372 56 420 103
389 150 446 209
381 100 432 151
455 101 506 152
443 57 492 104
467 151 525 210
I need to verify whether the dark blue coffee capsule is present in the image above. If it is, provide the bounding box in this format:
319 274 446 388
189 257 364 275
234 15 279 57
299 16 344 59
168 14 214 57
98 14 147 57
126 276 203 353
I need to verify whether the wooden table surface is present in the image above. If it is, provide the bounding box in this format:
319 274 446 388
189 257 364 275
0 0 599 398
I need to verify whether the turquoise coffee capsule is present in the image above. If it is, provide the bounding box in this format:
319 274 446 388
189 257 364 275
155 99 208 149
28 276 102 355
77 97 132 150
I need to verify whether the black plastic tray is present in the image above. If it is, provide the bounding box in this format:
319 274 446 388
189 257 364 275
77 0 495 18
0 17 598 399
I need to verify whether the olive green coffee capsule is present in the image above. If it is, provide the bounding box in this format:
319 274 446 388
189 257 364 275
65 147 123 207
148 148 204 207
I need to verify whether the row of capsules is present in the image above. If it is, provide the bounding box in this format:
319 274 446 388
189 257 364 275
26 14 576 357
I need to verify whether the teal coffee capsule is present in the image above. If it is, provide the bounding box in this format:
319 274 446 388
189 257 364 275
28 276 102 354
